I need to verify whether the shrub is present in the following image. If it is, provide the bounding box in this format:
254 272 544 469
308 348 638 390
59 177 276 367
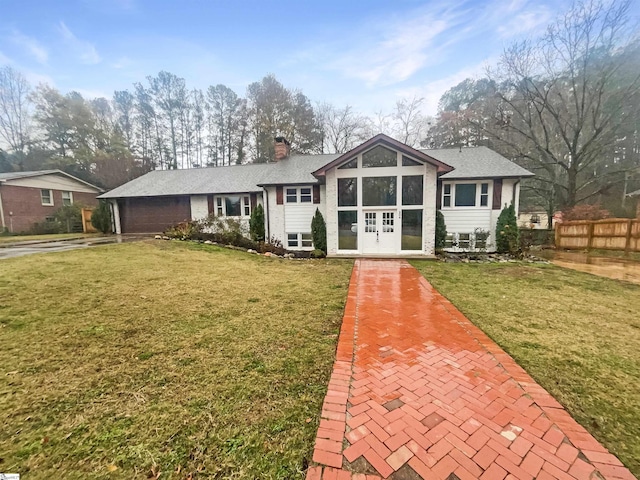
495 203 519 254
311 249 326 258
563 204 611 221
249 204 265 241
54 204 83 233
30 220 62 235
166 220 201 240
91 201 112 234
435 210 447 250
311 208 327 253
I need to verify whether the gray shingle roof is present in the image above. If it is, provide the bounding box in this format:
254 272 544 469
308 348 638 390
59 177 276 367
0 169 61 180
420 146 534 179
0 169 102 190
98 154 341 199
99 146 533 199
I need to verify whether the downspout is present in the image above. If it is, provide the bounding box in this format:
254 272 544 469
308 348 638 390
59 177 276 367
263 187 270 240
512 180 521 214
0 184 5 230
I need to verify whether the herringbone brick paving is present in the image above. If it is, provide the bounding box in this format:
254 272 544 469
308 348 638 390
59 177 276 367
308 259 636 480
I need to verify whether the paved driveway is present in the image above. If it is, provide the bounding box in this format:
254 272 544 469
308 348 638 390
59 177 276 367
0 236 142 259
307 260 634 480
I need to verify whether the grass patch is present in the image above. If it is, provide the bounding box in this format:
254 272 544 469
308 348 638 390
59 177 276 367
0 241 353 479
411 260 640 477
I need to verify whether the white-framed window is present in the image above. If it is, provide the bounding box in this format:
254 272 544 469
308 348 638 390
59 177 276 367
300 187 312 203
287 232 313 248
442 182 490 208
62 191 73 206
41 189 53 206
285 186 314 203
215 195 252 217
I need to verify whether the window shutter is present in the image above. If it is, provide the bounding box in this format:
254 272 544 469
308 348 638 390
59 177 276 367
207 195 214 214
276 186 283 205
250 193 257 209
436 182 442 209
492 179 503 210
313 185 320 204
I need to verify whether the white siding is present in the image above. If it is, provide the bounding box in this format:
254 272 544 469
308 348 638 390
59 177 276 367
265 187 285 243
8 174 100 193
285 204 316 232
443 209 493 232
190 195 209 220
422 164 437 255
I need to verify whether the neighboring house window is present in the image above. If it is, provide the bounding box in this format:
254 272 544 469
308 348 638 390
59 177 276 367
41 189 53 206
442 182 491 208
286 188 297 203
216 197 223 216
530 214 540 224
62 191 73 206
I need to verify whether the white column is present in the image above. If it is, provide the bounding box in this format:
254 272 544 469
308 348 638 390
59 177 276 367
110 200 122 234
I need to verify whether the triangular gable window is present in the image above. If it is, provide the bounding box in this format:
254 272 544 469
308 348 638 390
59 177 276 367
362 145 397 168
338 157 357 169
402 155 422 166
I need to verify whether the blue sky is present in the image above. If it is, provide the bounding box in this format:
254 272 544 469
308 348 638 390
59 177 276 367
0 0 625 116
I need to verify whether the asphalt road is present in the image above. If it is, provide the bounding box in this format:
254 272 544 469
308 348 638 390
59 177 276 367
0 236 143 259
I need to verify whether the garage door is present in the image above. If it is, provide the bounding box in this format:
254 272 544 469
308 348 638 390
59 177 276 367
119 196 191 233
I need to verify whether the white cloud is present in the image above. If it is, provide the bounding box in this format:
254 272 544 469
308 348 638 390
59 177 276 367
496 6 553 38
57 21 101 65
9 30 48 65
324 2 467 87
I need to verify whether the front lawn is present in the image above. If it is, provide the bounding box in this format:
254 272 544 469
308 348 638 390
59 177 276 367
411 261 640 477
0 241 353 479
0 233 99 244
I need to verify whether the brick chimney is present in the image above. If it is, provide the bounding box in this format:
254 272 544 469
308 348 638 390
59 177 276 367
274 136 291 161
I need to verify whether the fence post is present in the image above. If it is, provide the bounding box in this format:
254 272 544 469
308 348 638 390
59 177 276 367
625 219 633 255
555 224 561 248
587 222 594 251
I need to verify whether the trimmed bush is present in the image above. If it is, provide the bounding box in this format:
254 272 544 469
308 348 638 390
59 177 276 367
495 203 519 254
249 204 265 241
311 208 327 253
435 210 447 250
91 201 112 234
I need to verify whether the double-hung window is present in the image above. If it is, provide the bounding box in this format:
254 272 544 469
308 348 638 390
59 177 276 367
442 182 490 208
41 189 53 206
62 191 73 206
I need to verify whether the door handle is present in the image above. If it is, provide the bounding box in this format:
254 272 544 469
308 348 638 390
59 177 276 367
376 231 379 242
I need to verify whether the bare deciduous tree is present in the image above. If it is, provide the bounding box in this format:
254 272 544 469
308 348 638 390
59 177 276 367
0 66 32 154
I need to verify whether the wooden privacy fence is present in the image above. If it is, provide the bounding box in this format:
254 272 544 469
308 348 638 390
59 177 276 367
81 208 98 233
555 218 640 252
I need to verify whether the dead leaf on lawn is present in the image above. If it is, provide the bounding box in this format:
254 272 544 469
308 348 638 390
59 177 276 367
107 465 118 472
305 418 312 423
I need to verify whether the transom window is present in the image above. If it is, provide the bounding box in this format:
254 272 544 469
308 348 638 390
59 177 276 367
402 156 422 167
338 157 357 169
62 191 73 206
285 187 312 203
41 189 53 206
362 145 397 168
442 182 490 208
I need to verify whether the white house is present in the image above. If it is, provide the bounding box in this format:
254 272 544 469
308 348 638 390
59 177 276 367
98 134 533 256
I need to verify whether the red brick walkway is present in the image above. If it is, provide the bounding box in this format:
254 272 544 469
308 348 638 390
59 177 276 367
307 260 635 480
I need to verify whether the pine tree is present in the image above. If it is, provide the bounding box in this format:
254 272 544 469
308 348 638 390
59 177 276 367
91 201 112 234
249 204 265 241
495 204 519 254
311 208 327 253
435 210 447 250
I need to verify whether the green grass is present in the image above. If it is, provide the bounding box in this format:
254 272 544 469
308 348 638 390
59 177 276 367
411 260 640 477
0 233 101 244
0 241 353 479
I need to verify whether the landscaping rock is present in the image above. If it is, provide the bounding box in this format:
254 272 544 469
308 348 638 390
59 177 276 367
247 249 257 254
204 240 213 245
264 252 273 257
154 235 162 239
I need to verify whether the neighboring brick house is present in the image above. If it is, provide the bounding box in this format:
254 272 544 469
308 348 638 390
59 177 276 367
100 134 534 256
0 170 102 233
